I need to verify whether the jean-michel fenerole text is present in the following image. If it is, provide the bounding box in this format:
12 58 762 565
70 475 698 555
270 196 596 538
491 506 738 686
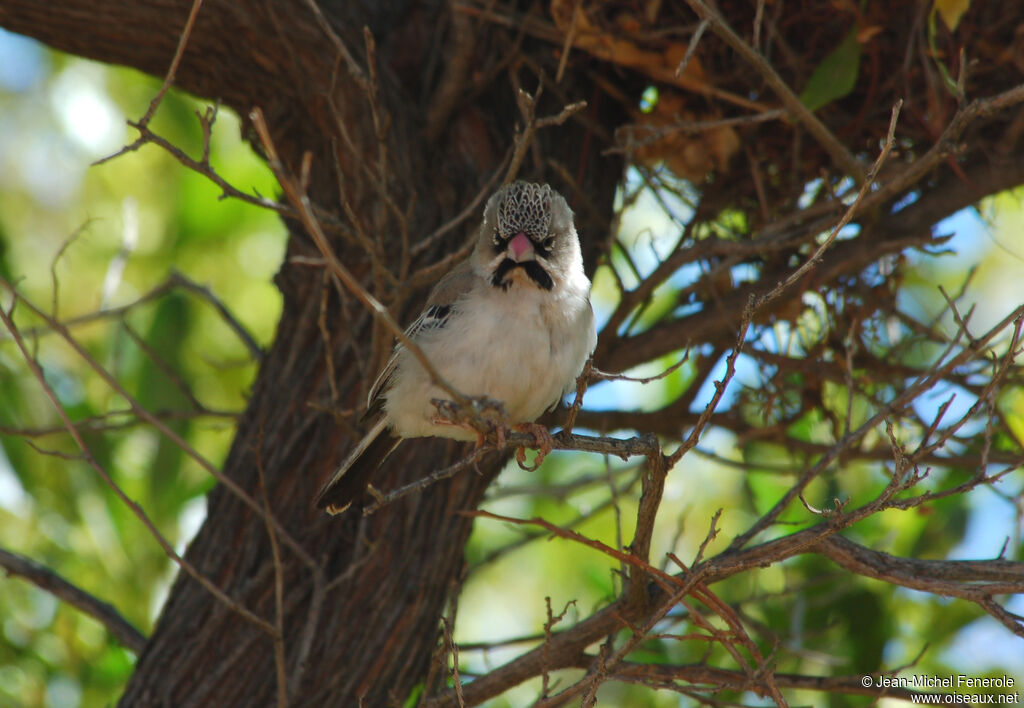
873 675 1016 689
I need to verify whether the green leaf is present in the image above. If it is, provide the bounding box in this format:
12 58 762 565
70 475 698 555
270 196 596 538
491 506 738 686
934 0 971 32
800 28 862 112
402 682 425 708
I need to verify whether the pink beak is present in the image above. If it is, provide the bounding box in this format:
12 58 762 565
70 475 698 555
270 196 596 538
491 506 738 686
508 232 534 262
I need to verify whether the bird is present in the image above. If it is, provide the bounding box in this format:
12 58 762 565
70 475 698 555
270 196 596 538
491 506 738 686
315 181 597 514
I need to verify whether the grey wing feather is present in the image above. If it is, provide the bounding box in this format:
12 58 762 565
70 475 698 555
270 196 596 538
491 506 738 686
315 417 399 514
363 261 477 418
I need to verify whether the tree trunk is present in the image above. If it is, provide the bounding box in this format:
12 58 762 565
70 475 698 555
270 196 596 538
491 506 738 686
0 1 624 703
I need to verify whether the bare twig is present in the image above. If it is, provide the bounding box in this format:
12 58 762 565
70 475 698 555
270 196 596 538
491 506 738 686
249 108 478 418
301 0 368 88
860 83 1024 213
816 535 1024 637
169 271 264 360
454 1 768 112
504 78 587 183
139 0 206 127
360 447 491 514
554 0 582 84
0 301 278 637
681 0 865 183
49 222 91 318
729 303 1024 551
590 351 689 384
757 100 902 310
0 407 238 439
0 546 147 653
0 278 315 571
541 596 575 698
675 18 709 78
442 615 466 708
256 446 289 708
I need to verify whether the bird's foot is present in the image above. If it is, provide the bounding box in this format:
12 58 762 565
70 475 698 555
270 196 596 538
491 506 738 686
469 395 508 421
490 423 507 450
513 422 553 471
432 396 508 445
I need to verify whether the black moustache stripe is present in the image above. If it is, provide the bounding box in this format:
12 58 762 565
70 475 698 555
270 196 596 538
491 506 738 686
490 259 554 291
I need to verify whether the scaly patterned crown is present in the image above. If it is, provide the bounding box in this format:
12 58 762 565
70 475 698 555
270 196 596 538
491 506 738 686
496 182 553 241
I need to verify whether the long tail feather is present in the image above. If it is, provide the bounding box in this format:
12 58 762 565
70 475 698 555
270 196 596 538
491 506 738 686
315 419 401 515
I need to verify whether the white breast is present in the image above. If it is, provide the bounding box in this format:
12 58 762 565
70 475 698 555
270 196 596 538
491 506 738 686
384 275 595 440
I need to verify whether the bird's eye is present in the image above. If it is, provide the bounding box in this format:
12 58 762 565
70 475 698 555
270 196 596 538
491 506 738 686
542 236 556 250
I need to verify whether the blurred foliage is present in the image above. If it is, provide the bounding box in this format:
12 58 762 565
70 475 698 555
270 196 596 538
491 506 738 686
0 32 1022 708
0 37 284 708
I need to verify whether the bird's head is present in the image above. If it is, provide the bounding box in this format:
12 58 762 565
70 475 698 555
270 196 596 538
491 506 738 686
474 181 582 292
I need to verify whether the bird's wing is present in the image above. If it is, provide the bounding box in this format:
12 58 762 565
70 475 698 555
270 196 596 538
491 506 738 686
315 417 399 514
363 261 477 418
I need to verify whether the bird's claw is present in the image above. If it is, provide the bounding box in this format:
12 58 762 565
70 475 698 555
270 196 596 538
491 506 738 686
474 424 506 450
433 396 508 445
513 422 553 471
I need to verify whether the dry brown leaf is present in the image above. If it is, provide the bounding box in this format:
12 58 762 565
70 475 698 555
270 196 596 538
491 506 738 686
857 25 884 43
614 13 643 36
645 0 663 24
1006 24 1024 74
631 93 741 182
549 0 766 111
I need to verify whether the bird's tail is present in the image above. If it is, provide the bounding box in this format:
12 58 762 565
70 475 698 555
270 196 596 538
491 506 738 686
315 418 401 515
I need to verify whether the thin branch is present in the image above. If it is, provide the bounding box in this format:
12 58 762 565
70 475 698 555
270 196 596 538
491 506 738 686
95 118 291 216
300 0 368 88
860 83 1024 214
729 303 1024 551
0 301 278 637
754 100 902 312
680 0 865 183
411 161 508 260
0 271 261 356
256 445 290 708
0 278 316 571
454 1 769 112
360 447 491 514
425 452 1024 708
49 221 91 319
816 535 1024 637
138 0 205 128
249 107 478 419
675 19 709 78
169 271 264 360
554 0 582 84
470 470 641 573
504 76 586 183
0 407 238 439
565 657 927 702
441 615 466 708
464 509 680 592
0 546 147 653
